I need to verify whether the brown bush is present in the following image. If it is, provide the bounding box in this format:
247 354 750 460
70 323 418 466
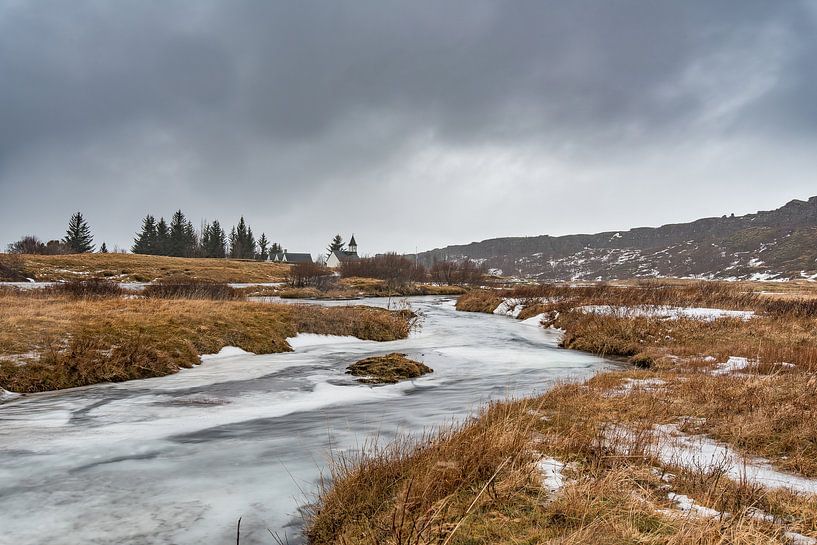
0 253 29 281
45 278 125 299
287 261 334 289
142 278 242 300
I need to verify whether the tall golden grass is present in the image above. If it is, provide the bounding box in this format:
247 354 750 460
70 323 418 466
0 291 412 393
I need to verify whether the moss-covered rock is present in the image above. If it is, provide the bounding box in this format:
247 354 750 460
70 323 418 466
346 353 432 384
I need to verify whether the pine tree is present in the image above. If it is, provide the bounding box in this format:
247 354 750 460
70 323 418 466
209 220 226 258
156 217 170 255
63 212 95 253
100 242 108 253
271 242 282 254
228 226 238 258
168 210 190 257
245 226 256 260
257 233 269 261
132 215 158 254
231 217 256 259
327 234 345 258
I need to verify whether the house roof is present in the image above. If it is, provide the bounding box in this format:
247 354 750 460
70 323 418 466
271 252 313 264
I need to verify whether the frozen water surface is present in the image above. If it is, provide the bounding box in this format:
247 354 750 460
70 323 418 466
0 296 611 544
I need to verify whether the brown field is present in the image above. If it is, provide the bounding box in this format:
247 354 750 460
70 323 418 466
308 280 817 543
5 252 290 283
0 290 412 393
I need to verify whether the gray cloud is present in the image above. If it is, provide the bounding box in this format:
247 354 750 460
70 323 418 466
1 1 816 255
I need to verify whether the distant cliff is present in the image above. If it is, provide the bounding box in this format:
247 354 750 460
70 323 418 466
416 196 817 281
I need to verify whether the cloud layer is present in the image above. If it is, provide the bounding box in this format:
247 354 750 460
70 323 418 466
1 1 816 255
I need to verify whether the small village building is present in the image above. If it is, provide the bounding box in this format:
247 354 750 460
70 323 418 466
326 235 359 269
269 250 313 264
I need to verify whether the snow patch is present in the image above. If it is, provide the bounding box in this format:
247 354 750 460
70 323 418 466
494 298 525 318
712 356 751 375
607 378 666 397
578 305 755 321
658 492 722 519
536 456 565 493
286 333 365 349
519 313 546 327
607 423 817 495
0 388 21 402
200 346 253 361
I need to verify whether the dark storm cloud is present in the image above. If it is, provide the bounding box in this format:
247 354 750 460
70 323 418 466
1 1 816 253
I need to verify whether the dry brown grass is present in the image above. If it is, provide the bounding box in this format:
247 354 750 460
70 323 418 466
304 280 817 543
0 292 412 393
11 252 290 283
307 390 815 544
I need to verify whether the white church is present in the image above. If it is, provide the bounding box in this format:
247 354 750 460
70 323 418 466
326 235 360 269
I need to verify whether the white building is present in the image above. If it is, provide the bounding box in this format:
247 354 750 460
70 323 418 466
326 235 359 269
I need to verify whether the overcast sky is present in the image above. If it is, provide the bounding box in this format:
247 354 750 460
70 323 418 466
1 1 816 256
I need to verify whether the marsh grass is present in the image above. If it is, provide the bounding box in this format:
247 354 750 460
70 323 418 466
0 292 412 393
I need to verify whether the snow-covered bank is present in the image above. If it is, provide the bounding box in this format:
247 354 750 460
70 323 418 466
199 346 253 361
608 423 817 496
578 305 755 321
286 333 368 349
0 388 21 403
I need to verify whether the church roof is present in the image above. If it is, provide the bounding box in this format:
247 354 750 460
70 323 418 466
349 234 357 246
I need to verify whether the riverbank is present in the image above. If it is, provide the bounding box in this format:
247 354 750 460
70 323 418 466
0 289 413 393
307 282 817 543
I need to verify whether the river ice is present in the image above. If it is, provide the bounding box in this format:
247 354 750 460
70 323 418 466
0 296 611 544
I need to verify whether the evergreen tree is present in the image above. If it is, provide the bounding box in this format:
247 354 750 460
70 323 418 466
132 214 158 254
271 242 282 254
100 242 108 253
257 233 269 261
230 217 256 259
156 217 170 255
210 220 227 258
63 212 95 253
245 226 256 260
326 234 345 258
228 226 238 258
168 210 192 257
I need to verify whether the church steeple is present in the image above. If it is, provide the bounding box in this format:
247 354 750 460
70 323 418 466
348 234 358 254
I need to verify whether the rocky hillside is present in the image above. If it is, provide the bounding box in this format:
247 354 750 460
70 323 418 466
416 197 817 281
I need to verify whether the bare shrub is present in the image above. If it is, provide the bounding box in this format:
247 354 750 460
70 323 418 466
430 258 485 285
0 253 29 281
287 261 334 289
142 278 242 300
340 253 426 286
45 278 125 299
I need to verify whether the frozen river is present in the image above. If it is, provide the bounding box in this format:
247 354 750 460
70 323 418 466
0 296 611 544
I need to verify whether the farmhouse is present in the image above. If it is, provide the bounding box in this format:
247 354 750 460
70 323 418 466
326 235 359 269
269 250 313 264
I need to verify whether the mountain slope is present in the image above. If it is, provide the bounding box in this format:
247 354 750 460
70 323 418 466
416 196 817 281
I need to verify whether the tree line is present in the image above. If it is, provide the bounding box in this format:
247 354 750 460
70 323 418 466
6 210 282 261
132 210 280 260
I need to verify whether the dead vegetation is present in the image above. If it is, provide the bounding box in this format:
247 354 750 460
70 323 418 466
307 390 817 544
346 353 433 384
0 290 412 393
306 279 817 543
6 252 289 283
